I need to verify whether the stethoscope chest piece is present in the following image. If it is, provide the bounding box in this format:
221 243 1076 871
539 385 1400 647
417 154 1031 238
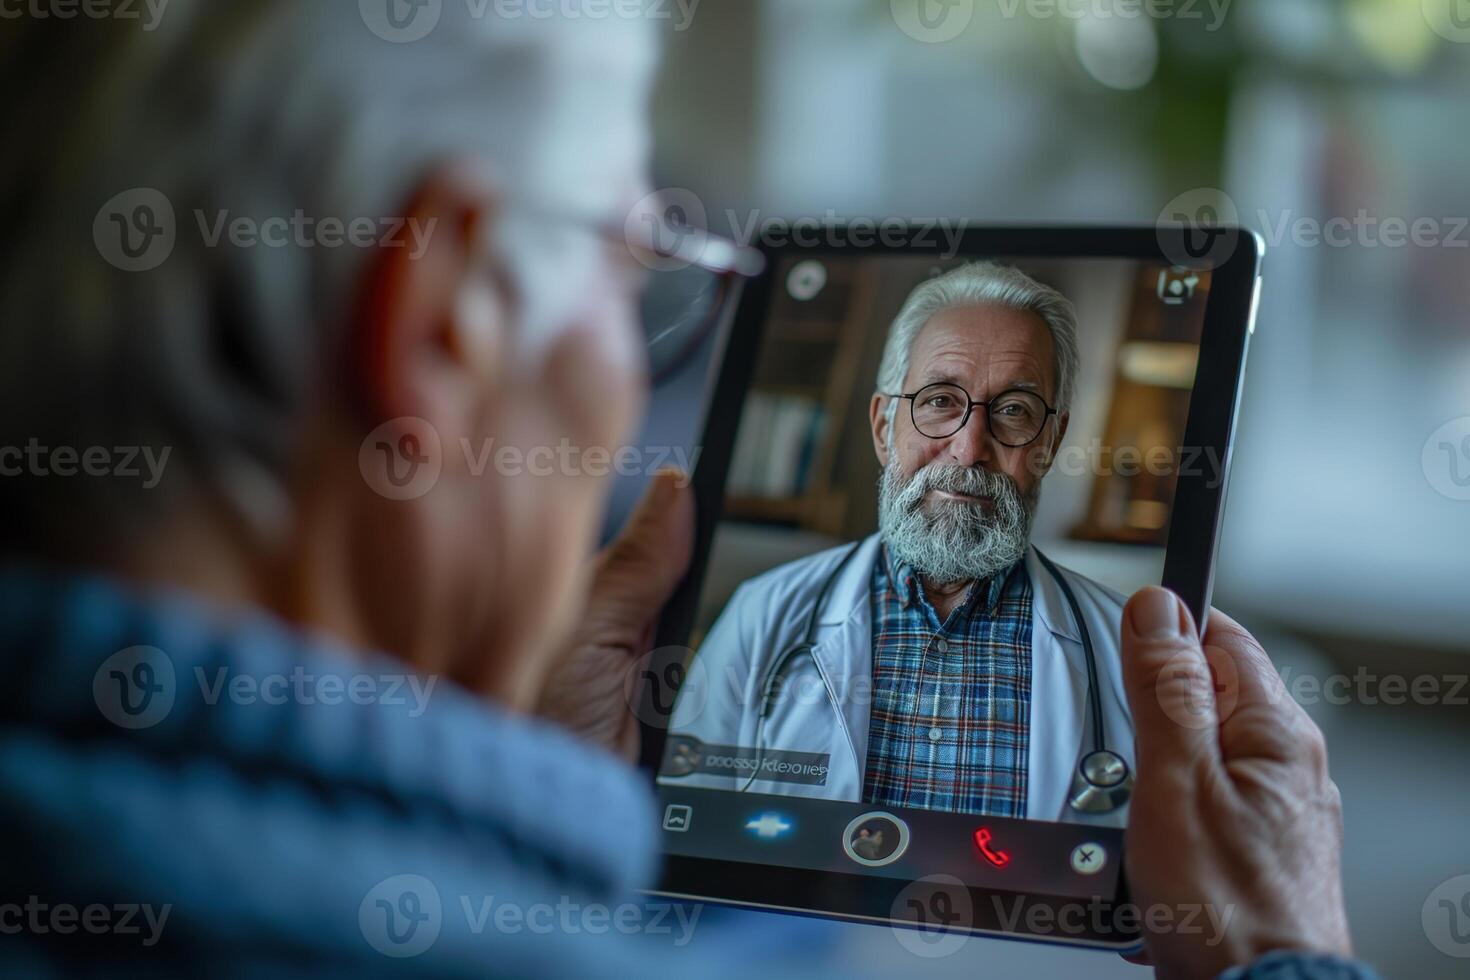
1067 749 1133 813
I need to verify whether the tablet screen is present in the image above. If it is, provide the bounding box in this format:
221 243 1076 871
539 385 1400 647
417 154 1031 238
654 253 1215 912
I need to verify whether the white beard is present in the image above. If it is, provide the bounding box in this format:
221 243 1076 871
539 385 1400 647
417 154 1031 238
877 457 1038 586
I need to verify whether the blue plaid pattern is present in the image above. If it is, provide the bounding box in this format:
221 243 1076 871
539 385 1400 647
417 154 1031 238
861 545 1033 817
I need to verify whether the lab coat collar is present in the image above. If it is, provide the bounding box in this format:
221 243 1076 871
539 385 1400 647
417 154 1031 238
814 533 883 627
1025 548 1083 645
808 533 882 775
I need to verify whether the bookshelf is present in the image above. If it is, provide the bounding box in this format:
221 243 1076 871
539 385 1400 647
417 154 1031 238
1069 264 1211 546
724 258 881 538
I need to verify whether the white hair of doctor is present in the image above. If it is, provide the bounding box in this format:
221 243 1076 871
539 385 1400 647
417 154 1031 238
875 261 1081 436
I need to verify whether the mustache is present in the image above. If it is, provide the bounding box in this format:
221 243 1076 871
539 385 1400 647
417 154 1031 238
901 463 1019 505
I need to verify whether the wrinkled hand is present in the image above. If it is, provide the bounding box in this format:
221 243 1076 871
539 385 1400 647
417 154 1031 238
1121 587 1352 979
536 470 694 762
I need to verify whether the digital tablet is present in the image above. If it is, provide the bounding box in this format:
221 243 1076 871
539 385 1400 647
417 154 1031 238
633 224 1263 952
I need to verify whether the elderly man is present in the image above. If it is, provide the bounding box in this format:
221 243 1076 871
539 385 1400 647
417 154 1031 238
0 3 1371 978
663 263 1134 826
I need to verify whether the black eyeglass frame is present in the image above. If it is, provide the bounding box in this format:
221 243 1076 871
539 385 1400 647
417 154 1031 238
888 382 1060 447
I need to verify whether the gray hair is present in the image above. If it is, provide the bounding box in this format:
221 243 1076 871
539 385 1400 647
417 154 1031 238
876 261 1080 417
0 3 655 551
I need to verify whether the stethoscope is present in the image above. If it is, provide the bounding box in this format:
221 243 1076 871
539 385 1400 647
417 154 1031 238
742 542 1133 815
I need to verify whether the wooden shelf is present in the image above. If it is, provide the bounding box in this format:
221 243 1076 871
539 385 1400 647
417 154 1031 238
748 381 827 397
725 496 810 524
762 318 845 343
724 258 878 539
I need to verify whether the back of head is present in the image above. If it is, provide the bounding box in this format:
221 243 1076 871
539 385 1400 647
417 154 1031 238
0 1 657 560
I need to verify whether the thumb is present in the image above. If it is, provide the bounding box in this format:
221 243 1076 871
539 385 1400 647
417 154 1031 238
589 469 695 627
1121 586 1220 770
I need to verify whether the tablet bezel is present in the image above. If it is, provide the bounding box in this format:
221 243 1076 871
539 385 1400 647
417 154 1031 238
638 224 1263 950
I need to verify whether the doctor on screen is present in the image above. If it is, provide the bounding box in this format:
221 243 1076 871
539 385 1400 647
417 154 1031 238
661 262 1135 827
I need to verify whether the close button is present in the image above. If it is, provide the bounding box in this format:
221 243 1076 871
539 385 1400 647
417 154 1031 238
1070 842 1107 875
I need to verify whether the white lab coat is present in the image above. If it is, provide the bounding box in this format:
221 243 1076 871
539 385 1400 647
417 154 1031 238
661 533 1134 827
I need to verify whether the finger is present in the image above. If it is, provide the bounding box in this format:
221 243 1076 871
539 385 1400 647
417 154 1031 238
1198 607 1289 714
1201 607 1327 770
1120 586 1220 768
591 469 695 621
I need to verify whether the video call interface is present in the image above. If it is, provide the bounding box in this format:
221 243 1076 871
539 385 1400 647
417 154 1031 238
655 253 1213 896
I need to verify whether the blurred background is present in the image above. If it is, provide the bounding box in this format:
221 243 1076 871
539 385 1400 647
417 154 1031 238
618 0 1470 975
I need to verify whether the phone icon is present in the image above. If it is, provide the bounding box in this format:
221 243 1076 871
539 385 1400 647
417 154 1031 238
973 827 1011 868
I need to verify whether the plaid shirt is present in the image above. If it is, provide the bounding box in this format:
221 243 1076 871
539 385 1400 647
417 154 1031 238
861 545 1033 817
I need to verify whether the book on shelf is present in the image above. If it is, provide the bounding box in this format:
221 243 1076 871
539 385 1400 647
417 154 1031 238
726 391 828 502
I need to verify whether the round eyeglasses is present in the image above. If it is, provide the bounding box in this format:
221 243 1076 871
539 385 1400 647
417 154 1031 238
893 382 1058 447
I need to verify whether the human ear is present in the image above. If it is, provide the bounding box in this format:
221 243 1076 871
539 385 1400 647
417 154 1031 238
1038 411 1069 474
870 392 892 468
349 164 508 438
